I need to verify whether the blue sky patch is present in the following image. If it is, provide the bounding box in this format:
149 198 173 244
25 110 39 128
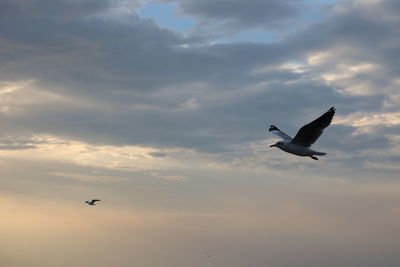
139 2 195 33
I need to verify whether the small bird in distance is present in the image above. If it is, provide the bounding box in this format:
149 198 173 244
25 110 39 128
85 199 101 205
269 107 335 160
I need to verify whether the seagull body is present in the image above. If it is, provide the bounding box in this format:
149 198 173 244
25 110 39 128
270 140 326 158
85 199 100 205
269 107 335 160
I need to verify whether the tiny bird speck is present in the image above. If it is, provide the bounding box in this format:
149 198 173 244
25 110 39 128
85 199 101 205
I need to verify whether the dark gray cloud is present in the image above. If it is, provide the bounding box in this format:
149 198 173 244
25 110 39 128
1 0 399 169
148 152 168 157
0 144 36 150
160 0 306 32
0 0 111 19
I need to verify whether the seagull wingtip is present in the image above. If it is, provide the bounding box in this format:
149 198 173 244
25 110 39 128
269 125 278 132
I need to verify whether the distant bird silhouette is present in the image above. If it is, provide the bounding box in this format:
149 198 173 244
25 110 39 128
269 107 335 160
85 199 101 205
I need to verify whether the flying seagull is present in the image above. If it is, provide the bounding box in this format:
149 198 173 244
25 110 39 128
269 107 335 160
85 199 101 205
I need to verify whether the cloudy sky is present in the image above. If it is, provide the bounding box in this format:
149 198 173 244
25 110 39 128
1 0 400 266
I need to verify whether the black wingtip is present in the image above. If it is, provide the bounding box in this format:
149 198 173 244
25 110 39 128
269 125 278 132
329 107 336 113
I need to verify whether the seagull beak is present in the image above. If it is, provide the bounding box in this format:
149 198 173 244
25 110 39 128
270 144 276 147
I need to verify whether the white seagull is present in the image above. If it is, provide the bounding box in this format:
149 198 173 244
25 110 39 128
85 199 101 205
269 107 335 160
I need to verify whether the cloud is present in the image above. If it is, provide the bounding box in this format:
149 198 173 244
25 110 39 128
0 144 36 150
0 0 111 19
286 0 400 102
160 0 307 32
0 134 174 171
0 0 399 171
148 152 168 157
336 111 400 128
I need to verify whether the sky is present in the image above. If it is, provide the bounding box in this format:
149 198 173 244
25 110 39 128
1 0 400 266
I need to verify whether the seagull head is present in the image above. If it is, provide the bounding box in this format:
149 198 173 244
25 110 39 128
270 141 285 148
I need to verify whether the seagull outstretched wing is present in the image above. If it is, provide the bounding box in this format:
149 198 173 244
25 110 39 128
269 125 292 141
291 107 335 147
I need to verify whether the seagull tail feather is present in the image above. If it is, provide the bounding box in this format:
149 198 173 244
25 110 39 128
314 151 326 156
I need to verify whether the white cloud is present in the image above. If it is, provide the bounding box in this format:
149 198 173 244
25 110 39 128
0 79 111 116
336 111 400 128
181 97 199 110
252 61 309 75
